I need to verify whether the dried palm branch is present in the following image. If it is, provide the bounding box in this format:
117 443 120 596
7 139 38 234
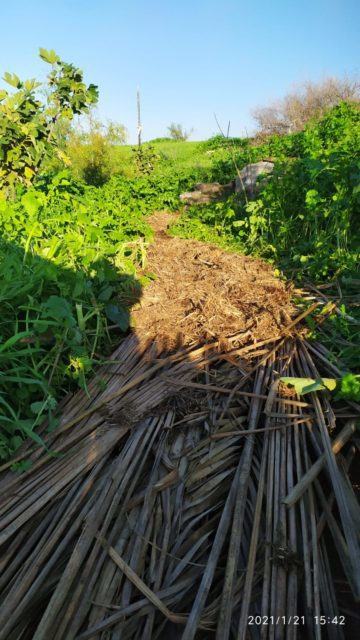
0 311 359 639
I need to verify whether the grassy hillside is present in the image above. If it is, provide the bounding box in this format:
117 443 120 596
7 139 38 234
110 139 227 178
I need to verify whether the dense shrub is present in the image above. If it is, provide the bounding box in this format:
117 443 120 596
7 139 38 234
174 103 360 280
0 165 202 460
67 118 127 186
199 135 251 151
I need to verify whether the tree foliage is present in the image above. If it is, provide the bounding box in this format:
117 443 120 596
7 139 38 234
252 77 360 137
0 48 98 191
66 116 127 186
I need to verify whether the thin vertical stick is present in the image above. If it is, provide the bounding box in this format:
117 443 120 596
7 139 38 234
137 88 142 147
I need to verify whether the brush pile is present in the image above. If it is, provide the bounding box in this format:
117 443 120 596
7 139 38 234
0 303 359 638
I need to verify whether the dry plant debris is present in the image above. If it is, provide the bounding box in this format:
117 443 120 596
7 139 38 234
0 325 359 639
133 212 295 349
0 217 359 639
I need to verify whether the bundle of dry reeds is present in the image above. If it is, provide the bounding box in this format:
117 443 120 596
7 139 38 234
0 310 359 639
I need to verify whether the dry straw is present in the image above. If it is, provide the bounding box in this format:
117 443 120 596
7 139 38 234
0 301 359 639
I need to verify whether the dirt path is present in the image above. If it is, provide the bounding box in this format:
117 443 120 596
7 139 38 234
132 211 295 349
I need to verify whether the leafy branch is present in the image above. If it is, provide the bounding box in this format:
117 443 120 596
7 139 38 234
0 48 98 192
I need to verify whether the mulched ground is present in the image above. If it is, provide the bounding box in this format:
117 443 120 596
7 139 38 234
132 211 295 349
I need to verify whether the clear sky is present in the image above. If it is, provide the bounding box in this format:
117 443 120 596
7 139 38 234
1 0 359 142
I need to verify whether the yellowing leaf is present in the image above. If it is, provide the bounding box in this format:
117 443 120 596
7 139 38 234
24 167 35 180
56 148 71 166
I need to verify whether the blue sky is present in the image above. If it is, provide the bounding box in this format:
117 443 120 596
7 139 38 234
1 0 359 142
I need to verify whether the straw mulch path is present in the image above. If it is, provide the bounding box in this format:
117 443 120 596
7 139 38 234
0 214 359 639
132 212 294 349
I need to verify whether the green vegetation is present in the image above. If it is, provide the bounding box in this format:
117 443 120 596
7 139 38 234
0 164 207 460
173 103 360 281
0 51 359 461
66 117 128 186
0 49 98 192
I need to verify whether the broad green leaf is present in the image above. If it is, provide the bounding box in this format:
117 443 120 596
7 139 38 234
280 377 337 395
23 79 41 91
104 304 129 331
42 296 76 327
11 460 33 473
24 166 35 180
39 48 60 64
21 191 42 216
30 401 46 414
98 286 114 302
3 72 22 88
88 83 99 101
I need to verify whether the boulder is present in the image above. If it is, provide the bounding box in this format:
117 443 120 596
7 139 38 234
235 161 274 196
179 161 274 206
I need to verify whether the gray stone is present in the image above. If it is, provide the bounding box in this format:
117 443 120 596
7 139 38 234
179 161 274 206
235 161 274 196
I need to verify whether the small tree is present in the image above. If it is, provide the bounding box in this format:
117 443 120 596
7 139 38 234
167 122 193 141
67 116 128 186
252 76 360 137
0 48 98 192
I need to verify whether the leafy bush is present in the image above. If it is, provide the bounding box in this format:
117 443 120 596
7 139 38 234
0 48 98 192
199 135 250 151
66 117 127 186
176 103 360 280
131 144 159 175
